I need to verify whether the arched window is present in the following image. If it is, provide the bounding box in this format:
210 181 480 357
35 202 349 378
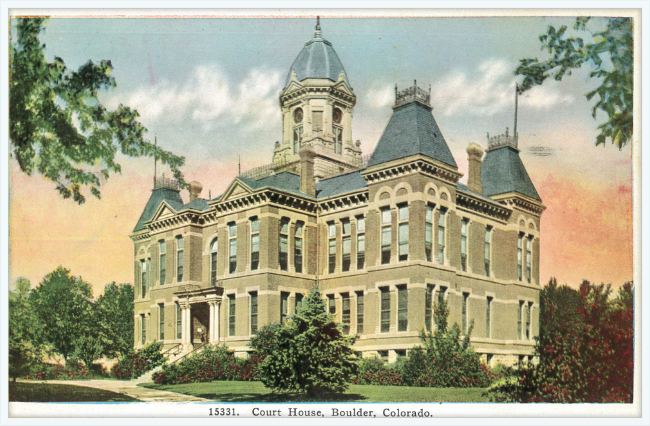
210 238 218 287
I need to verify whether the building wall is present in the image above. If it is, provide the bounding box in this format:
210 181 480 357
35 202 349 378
132 169 542 365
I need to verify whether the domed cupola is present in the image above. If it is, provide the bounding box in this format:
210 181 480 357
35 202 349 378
275 17 361 180
283 18 352 89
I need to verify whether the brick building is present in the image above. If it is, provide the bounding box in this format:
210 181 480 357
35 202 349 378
131 20 545 366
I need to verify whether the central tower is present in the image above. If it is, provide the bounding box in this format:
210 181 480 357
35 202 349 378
274 18 362 180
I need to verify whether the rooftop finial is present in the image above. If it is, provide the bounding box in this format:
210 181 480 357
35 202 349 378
314 16 322 38
394 80 431 108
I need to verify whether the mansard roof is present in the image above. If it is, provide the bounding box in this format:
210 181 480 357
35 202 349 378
238 172 307 198
315 169 367 199
366 101 458 169
133 187 184 233
481 145 541 202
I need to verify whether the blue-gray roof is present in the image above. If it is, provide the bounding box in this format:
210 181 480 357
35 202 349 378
133 188 184 233
315 170 367 198
238 172 308 198
481 145 541 201
284 34 350 89
183 197 210 212
367 102 458 169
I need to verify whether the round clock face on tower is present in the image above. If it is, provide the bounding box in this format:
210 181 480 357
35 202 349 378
333 108 343 124
293 108 303 124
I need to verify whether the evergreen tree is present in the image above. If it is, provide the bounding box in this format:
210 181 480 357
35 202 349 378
259 286 358 397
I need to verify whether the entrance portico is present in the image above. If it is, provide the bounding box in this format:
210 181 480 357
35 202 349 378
175 285 224 352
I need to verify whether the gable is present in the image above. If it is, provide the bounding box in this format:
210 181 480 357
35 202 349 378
149 201 179 223
220 179 253 202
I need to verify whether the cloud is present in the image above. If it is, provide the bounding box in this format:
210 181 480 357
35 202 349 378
364 85 394 109
106 65 282 132
433 59 574 117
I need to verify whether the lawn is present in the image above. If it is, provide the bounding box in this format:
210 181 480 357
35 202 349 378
142 381 488 402
9 381 139 402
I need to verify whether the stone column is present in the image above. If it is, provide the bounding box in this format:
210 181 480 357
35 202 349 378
215 301 221 344
208 301 216 344
181 302 192 351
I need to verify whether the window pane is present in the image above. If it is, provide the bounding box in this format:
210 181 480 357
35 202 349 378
486 297 492 338
176 304 182 339
281 292 289 325
328 223 336 237
342 219 351 235
229 295 236 336
356 292 364 334
425 285 433 332
159 304 165 340
382 208 391 224
342 293 350 334
398 285 408 332
399 204 409 221
399 223 408 261
357 234 365 270
251 218 259 233
357 217 365 232
380 288 390 333
250 292 258 335
462 293 469 335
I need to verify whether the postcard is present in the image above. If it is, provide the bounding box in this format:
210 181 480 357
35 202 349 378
2 5 645 424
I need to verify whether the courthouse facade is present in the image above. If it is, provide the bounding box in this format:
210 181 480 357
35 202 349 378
131 21 545 366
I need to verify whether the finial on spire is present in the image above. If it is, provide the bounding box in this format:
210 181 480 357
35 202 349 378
314 16 322 38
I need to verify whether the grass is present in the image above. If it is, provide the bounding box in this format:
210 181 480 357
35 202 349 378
9 381 139 402
142 381 488 402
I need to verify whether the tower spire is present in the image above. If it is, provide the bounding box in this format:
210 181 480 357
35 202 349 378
154 135 157 187
314 16 321 38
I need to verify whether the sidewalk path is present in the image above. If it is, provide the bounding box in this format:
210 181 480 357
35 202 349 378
25 379 210 402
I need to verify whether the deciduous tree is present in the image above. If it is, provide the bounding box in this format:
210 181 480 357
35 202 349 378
516 17 633 149
9 17 186 203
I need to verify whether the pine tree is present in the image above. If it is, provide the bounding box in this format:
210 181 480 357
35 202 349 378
259 286 358 397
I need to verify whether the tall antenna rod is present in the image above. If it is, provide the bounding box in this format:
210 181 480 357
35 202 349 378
514 83 519 139
238 155 241 176
154 135 157 186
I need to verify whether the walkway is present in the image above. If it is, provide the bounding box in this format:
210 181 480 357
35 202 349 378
29 379 210 402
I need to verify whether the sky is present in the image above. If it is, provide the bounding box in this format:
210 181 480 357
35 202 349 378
8 12 634 297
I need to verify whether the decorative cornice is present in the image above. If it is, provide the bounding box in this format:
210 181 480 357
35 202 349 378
362 157 462 185
318 189 369 214
491 192 546 216
456 190 512 221
146 210 204 233
280 85 356 107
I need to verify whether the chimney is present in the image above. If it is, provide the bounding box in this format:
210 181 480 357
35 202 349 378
466 144 484 195
189 181 203 202
299 145 316 197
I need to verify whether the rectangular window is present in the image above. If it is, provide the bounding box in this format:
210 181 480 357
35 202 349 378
356 216 365 270
518 300 524 339
295 293 304 312
334 127 343 154
517 234 523 281
438 209 446 264
460 219 468 272
176 303 182 340
397 285 408 332
380 287 390 333
526 302 532 340
381 208 391 264
328 294 336 315
398 204 409 262
526 236 532 283
425 205 433 262
159 304 165 340
250 218 259 271
281 292 289 325
279 218 289 271
294 222 303 273
425 285 434 332
210 238 218 287
250 292 258 335
462 292 469 335
341 219 351 272
176 236 184 282
141 314 146 345
229 223 237 274
356 291 364 334
159 240 166 285
328 222 336 274
484 226 492 277
228 294 236 336
342 293 351 334
486 297 492 338
293 127 303 154
140 260 146 298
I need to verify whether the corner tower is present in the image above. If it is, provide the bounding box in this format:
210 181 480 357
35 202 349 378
274 18 362 179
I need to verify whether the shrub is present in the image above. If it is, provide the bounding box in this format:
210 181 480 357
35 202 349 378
399 300 491 388
112 341 166 380
487 280 634 403
23 359 100 380
353 369 404 386
153 345 262 385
